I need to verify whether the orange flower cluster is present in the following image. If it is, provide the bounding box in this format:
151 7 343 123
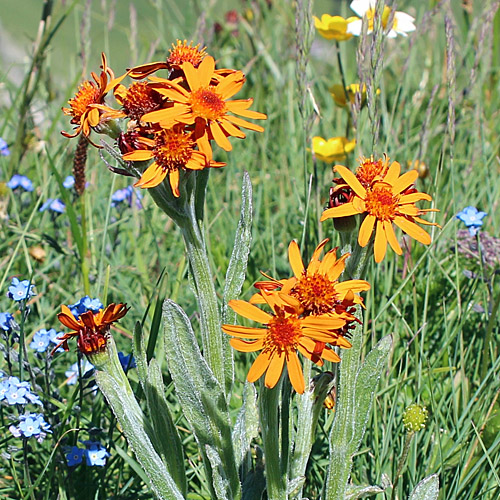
62 41 267 196
222 239 370 394
321 156 439 263
54 303 129 355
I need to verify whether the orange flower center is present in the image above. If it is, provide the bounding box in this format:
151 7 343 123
291 274 338 315
266 314 302 353
356 156 388 187
153 128 194 172
190 87 226 121
67 81 101 119
77 324 109 354
122 82 163 121
365 183 398 221
167 40 207 68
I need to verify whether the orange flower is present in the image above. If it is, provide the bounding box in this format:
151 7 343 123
252 239 370 317
141 56 267 156
321 161 439 263
113 81 165 121
222 291 350 394
62 53 123 145
122 125 225 193
54 303 129 355
127 40 208 79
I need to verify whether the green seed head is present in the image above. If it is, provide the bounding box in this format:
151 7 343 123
403 403 428 433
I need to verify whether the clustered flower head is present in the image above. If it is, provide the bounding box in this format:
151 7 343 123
223 239 370 394
9 413 51 442
62 40 267 198
321 155 439 263
30 328 65 353
7 174 34 192
403 403 428 433
55 302 128 356
0 375 42 406
68 296 103 319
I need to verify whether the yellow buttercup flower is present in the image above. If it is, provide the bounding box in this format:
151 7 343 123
329 83 380 108
313 14 360 41
312 136 356 163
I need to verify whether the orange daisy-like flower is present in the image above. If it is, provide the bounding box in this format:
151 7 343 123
127 40 208 79
222 291 350 394
122 125 225 193
141 56 267 155
62 53 123 144
252 239 370 317
321 161 439 263
54 303 129 355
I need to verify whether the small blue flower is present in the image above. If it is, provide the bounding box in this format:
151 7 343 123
0 312 15 331
111 185 143 209
7 174 34 192
7 277 35 302
118 352 137 370
39 198 66 214
456 206 487 236
5 385 28 405
30 329 52 353
65 445 85 466
83 441 110 466
69 296 103 319
0 137 10 156
65 360 94 385
63 175 75 189
10 413 51 441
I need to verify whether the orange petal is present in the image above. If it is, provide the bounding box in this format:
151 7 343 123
358 214 376 247
310 239 329 265
247 350 273 383
210 121 233 151
264 351 285 388
374 220 387 263
384 161 401 184
227 299 272 323
87 108 100 127
224 114 265 131
334 165 366 198
288 240 305 279
320 347 341 363
392 170 418 194
399 192 432 204
320 203 360 221
216 71 245 99
134 162 166 189
393 216 431 245
169 169 180 197
398 205 419 216
222 324 267 338
383 220 402 255
219 119 246 139
122 150 154 161
286 352 305 394
229 338 265 352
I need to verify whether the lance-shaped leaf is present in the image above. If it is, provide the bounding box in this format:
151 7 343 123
163 299 241 500
96 337 184 500
222 171 253 397
407 475 439 500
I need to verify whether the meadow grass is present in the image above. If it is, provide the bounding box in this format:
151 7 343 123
0 0 499 499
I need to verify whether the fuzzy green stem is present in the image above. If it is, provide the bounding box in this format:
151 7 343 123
391 432 414 500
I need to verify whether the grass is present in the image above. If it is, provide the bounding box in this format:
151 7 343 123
0 0 499 499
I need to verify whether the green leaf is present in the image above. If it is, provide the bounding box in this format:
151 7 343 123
232 382 259 471
163 299 241 500
351 335 392 454
407 474 439 500
222 172 253 396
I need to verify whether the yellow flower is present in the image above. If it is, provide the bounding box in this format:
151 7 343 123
329 83 379 108
313 14 360 41
312 136 356 163
321 161 439 263
348 0 416 38
222 291 349 394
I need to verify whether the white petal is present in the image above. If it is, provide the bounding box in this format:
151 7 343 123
386 29 398 38
347 19 362 36
395 12 416 33
350 0 374 17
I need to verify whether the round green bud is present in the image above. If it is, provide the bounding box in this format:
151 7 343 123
403 403 428 433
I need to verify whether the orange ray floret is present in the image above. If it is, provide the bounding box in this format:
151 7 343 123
122 125 225 194
321 161 440 263
223 291 350 394
252 239 370 317
62 53 125 145
141 56 267 155
54 303 129 355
